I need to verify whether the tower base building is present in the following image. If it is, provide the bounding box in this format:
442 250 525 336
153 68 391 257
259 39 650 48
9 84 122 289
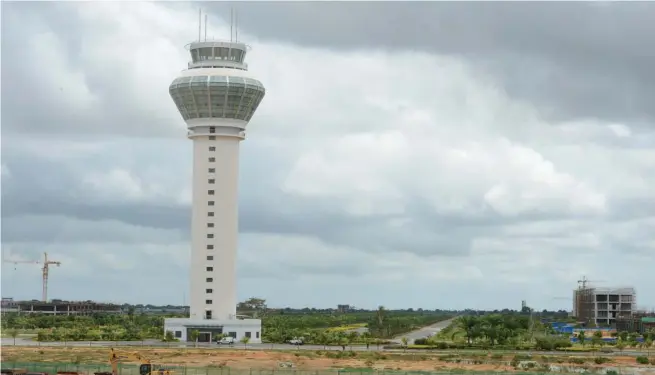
164 317 261 343
163 30 266 342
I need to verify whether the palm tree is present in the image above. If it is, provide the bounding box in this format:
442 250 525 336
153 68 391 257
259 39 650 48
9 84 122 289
457 316 479 346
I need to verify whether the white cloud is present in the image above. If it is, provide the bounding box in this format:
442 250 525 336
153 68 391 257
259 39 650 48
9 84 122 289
1 1 654 310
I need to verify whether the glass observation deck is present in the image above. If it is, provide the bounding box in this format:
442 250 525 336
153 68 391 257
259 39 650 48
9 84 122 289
186 41 250 70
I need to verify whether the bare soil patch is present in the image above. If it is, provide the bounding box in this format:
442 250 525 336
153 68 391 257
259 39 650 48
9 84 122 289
0 347 648 373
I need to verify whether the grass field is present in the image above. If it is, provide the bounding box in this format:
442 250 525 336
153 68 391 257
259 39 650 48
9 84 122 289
326 324 368 333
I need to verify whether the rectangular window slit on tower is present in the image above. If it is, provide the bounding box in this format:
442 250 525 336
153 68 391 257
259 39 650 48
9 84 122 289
209 127 216 133
208 190 215 195
209 146 216 151
209 157 215 162
206 289 213 293
208 212 214 217
207 223 214 228
207 256 214 261
208 179 215 184
206 267 213 272
206 299 213 304
209 136 216 140
207 234 214 238
209 168 215 173
208 201 215 206
206 278 213 282
207 244 214 250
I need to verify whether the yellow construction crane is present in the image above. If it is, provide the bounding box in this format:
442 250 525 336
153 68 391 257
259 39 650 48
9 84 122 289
2 252 61 302
107 348 174 375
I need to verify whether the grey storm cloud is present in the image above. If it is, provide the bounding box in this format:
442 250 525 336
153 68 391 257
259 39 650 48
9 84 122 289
205 1 655 125
1 1 654 308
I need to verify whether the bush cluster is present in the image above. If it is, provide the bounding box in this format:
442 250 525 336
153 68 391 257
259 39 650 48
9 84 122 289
635 356 649 365
534 336 572 351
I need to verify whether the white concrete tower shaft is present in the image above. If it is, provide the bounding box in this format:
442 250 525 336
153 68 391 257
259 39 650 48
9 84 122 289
169 41 265 321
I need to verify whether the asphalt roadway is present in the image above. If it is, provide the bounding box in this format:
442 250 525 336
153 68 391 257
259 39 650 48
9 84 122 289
392 317 457 343
2 337 650 357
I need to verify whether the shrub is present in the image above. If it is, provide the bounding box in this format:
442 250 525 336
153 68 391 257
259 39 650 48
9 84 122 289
593 357 611 364
635 356 649 365
510 354 531 367
413 338 429 345
434 341 449 349
535 336 572 351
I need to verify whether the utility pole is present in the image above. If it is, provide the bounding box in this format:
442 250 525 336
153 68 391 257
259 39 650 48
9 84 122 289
3 252 61 302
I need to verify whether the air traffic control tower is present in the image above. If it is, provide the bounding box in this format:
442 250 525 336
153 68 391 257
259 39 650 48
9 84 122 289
163 31 266 343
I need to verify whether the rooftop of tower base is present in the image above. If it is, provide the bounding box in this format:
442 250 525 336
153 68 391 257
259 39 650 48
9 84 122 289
169 74 265 122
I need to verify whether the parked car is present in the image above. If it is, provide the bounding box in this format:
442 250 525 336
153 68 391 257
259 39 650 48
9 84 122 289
289 338 304 346
218 337 235 345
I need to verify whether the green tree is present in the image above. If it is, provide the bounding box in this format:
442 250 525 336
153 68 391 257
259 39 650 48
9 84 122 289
619 331 629 342
591 330 603 348
401 337 409 352
240 335 250 349
577 331 586 347
644 337 653 358
616 339 626 353
164 330 175 342
457 316 479 346
189 330 200 347
361 332 372 350
8 329 19 345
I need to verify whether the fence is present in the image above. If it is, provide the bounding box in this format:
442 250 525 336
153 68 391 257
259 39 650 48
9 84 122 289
0 363 642 375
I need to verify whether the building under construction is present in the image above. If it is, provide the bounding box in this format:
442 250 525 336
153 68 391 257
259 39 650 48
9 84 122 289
616 310 655 334
572 285 636 326
1 298 122 316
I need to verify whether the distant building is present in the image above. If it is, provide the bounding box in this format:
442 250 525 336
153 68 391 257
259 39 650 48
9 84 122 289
337 304 352 313
3 299 122 316
573 286 636 326
1 298 19 314
616 311 655 334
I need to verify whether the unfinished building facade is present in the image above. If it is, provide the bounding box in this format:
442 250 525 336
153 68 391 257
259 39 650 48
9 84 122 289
573 287 636 326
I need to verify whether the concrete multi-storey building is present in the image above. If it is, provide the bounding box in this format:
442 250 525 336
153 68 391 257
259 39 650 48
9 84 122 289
163 18 266 343
573 287 636 326
1 298 122 315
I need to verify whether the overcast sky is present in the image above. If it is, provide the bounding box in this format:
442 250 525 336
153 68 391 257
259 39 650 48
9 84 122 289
2 2 654 311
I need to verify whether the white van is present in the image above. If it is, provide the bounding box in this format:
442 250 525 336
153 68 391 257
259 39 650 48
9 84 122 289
218 336 235 345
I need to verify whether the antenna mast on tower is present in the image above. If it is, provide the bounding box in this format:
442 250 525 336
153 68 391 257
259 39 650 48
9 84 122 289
230 8 234 43
198 8 202 42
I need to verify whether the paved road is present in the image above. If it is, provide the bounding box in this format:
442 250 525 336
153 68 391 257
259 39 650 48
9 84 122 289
4 337 648 357
392 317 457 343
